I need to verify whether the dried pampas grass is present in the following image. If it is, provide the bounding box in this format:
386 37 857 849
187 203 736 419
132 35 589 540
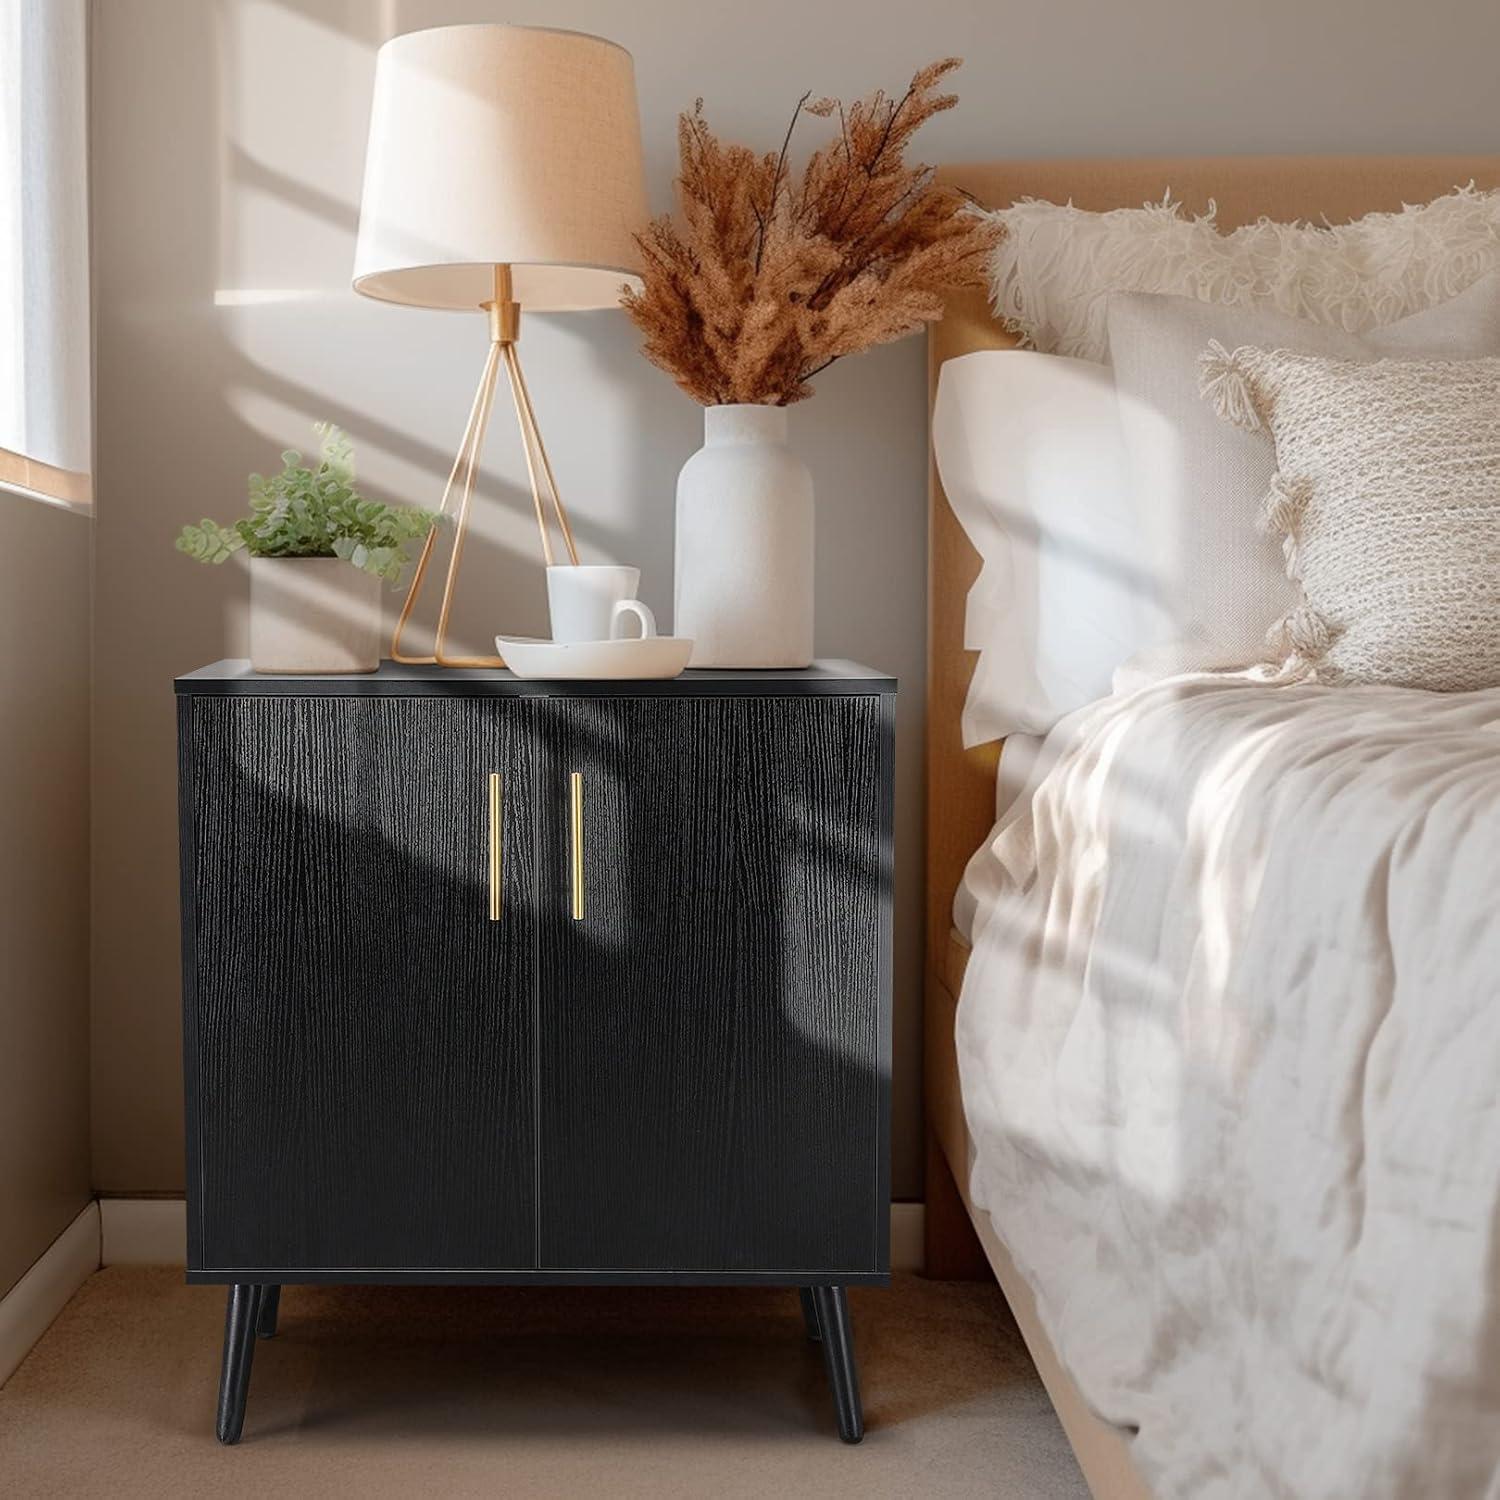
623 59 1001 406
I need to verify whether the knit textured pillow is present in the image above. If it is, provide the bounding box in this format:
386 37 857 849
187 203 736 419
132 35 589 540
978 185 1500 363
1200 346 1500 689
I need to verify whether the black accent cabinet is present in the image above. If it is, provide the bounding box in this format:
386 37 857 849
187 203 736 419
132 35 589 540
176 660 894 1444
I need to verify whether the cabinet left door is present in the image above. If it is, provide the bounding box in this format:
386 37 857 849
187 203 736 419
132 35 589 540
179 693 536 1275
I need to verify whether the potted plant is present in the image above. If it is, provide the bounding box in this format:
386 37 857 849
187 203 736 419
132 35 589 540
176 423 440 674
622 59 1000 667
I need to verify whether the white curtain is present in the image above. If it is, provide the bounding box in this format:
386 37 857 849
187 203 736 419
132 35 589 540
0 0 90 510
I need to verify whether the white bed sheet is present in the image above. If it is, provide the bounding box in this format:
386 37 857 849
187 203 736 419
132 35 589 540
957 671 1500 1500
953 730 1045 943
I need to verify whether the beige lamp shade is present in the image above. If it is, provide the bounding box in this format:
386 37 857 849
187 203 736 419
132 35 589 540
353 24 649 312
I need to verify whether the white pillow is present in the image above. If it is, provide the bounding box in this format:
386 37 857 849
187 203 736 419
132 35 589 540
1106 271 1500 675
977 185 1500 363
932 352 1169 744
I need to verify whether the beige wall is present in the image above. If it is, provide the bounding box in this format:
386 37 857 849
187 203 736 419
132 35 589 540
0 495 91 1297
89 0 1500 1197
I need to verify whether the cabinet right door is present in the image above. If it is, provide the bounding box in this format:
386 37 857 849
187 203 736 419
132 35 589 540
536 694 888 1275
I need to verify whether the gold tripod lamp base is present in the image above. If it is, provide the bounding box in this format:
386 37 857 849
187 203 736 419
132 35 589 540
391 265 581 669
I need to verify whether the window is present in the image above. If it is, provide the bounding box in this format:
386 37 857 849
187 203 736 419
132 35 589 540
0 0 90 511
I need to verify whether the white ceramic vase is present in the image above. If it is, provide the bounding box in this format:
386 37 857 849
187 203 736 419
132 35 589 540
249 556 382 674
674 403 814 668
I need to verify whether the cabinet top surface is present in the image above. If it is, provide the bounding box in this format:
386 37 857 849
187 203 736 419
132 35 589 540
175 659 897 697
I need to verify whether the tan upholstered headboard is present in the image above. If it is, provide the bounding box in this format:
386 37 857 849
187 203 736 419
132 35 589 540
924 154 1500 981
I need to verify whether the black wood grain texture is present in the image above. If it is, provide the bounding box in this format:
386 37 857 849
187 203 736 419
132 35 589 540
175 659 897 698
185 1267 888 1287
183 695 536 1273
535 696 887 1274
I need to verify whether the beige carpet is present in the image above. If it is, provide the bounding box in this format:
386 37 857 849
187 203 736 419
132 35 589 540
0 1269 1087 1499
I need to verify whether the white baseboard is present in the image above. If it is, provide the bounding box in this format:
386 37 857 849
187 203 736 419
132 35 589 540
99 1197 925 1274
99 1197 187 1266
0 1203 100 1388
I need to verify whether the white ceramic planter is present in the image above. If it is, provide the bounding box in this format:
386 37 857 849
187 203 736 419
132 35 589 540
249 556 382 674
674 403 814 668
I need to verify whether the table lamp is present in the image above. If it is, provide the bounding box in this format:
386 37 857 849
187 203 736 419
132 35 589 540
353 24 650 667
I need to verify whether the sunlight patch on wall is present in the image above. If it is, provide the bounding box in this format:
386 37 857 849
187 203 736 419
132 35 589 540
213 289 330 305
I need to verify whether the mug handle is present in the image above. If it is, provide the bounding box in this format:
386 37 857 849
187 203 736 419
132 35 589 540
610 599 657 640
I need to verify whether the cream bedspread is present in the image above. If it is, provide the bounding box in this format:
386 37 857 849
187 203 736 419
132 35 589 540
957 673 1500 1499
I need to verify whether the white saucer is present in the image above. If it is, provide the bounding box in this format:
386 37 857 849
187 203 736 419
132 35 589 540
496 634 695 681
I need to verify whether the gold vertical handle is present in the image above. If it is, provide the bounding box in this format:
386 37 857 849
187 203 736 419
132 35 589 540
488 772 502 922
569 771 584 921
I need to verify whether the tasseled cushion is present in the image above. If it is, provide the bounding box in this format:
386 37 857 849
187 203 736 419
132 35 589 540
1198 344 1500 689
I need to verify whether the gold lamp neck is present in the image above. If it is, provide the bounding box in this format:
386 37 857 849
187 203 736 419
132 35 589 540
485 263 520 345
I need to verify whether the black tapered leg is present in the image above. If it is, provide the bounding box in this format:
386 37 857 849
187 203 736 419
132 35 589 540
798 1287 822 1342
810 1285 863 1443
255 1284 281 1339
216 1284 262 1444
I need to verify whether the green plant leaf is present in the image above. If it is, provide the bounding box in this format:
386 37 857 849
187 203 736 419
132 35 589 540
179 423 443 581
174 519 245 564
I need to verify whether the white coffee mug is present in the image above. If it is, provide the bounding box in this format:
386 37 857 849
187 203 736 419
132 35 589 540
546 565 658 643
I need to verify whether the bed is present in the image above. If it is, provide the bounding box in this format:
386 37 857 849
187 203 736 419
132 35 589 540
922 155 1500 1500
